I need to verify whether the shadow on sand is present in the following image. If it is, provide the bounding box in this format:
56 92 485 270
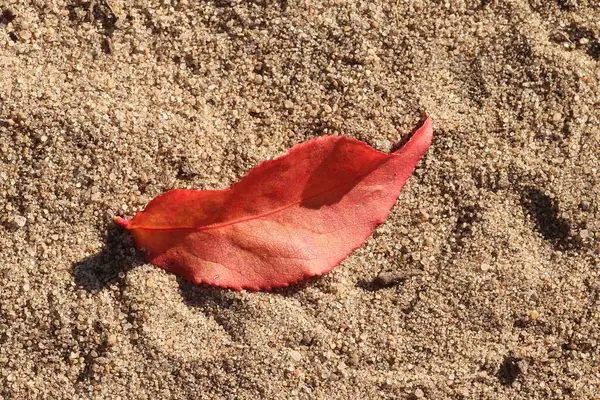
72 223 320 299
71 223 144 292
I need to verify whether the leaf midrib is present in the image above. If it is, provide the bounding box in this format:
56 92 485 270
129 157 392 232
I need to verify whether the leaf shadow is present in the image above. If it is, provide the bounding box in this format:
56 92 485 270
177 275 322 341
72 223 143 292
177 274 322 307
270 276 323 296
177 278 238 309
178 278 251 341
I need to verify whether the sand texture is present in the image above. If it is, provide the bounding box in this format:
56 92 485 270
1 0 599 399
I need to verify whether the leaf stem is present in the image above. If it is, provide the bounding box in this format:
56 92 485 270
114 217 130 228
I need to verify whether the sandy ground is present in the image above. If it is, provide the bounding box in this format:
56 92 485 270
1 0 599 399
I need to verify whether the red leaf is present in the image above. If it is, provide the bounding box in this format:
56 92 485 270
115 118 433 291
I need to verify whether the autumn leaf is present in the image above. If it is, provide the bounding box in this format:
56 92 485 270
115 118 433 291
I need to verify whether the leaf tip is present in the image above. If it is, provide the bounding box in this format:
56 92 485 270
422 115 433 132
393 116 433 156
414 116 433 144
114 217 130 228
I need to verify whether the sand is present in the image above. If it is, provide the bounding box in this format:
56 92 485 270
1 0 599 398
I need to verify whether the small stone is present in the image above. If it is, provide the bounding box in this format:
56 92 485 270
577 229 590 241
284 100 294 109
300 333 314 346
289 350 302 363
480 263 490 272
13 215 27 228
253 74 263 84
20 30 32 40
213 165 221 173
414 388 424 398
519 359 529 374
579 200 591 211
106 334 117 345
376 139 391 151
552 112 562 123
529 310 539 320
322 104 333 114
